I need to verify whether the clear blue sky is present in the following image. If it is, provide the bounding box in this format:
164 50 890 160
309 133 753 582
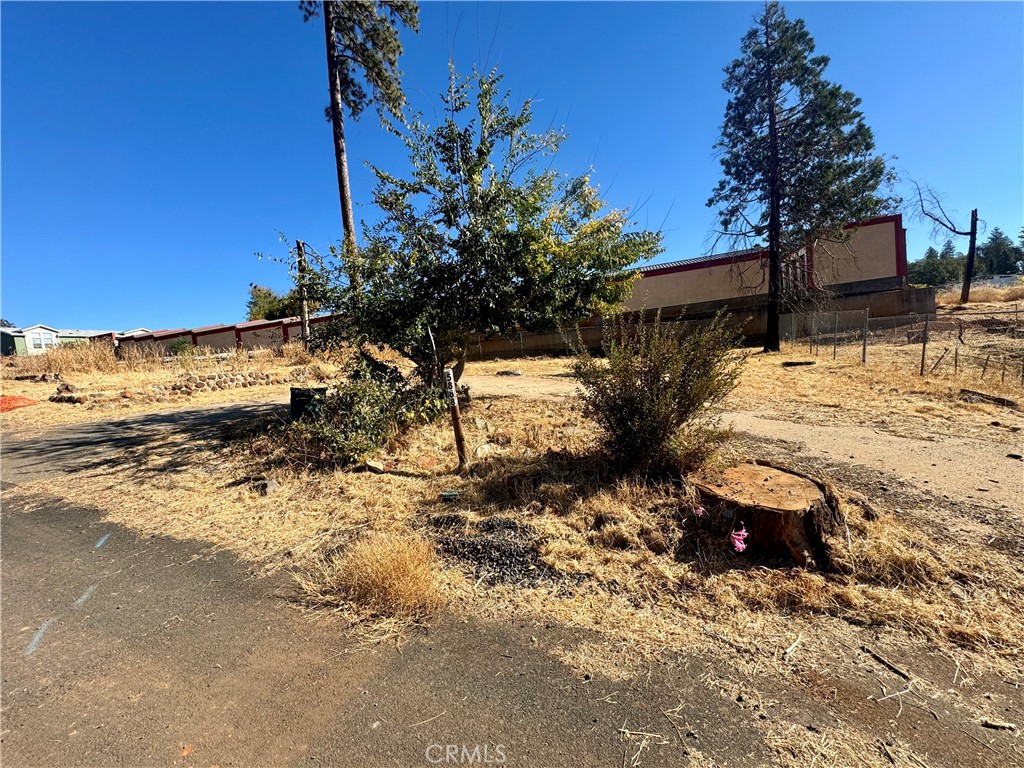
2 1 1022 331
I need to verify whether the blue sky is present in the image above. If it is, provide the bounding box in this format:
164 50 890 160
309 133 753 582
2 1 1022 331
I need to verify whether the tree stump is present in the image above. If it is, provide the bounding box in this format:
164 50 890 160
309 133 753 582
695 463 846 570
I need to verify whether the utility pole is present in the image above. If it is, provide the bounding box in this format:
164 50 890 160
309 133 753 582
296 240 311 347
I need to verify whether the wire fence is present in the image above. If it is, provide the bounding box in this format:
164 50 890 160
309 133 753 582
782 306 1024 390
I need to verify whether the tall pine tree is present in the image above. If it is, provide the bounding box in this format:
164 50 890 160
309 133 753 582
708 1 898 351
300 1 419 284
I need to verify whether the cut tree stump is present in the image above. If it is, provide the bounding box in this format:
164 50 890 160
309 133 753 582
695 463 846 570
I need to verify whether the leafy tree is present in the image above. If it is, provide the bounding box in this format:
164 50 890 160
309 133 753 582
246 284 313 321
300 0 420 282
0 318 16 328
978 227 1023 275
317 67 663 383
707 1 898 351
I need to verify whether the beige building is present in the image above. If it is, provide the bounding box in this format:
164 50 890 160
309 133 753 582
625 215 909 316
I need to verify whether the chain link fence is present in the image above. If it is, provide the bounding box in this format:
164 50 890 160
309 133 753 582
782 306 1024 391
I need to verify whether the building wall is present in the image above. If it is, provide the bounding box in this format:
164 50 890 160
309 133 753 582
623 217 904 313
625 257 766 313
239 325 285 350
194 330 237 351
813 218 903 289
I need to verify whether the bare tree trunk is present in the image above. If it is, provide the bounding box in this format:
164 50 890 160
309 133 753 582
323 1 359 287
764 26 782 353
959 208 979 304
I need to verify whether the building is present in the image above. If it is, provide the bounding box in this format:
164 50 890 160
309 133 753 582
467 214 935 357
624 215 912 318
0 325 115 356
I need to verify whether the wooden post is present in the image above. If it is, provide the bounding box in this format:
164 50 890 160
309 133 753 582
519 331 524 358
981 354 990 379
919 317 929 376
443 368 467 471
954 344 959 376
809 313 815 355
1001 356 1007 384
296 240 311 347
861 308 869 366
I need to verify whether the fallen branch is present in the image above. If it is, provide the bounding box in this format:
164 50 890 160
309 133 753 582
862 646 912 681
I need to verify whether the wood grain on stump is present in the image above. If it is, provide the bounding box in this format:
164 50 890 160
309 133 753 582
695 463 845 570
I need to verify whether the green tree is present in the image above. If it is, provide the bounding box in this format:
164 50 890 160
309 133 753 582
300 1 420 283
978 228 1023 275
246 284 311 321
318 67 662 383
0 318 16 328
708 1 898 352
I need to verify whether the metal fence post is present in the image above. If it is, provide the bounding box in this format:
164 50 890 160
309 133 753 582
919 317 929 376
832 311 838 360
861 308 869 366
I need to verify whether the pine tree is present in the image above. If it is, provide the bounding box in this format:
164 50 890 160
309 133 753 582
708 1 898 351
300 1 419 284
978 228 1023 275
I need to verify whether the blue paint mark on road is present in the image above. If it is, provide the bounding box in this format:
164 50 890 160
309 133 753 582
23 619 54 656
73 585 97 609
95 534 111 549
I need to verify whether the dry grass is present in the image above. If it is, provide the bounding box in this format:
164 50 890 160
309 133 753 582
6 339 1021 766
295 530 445 619
936 280 1024 305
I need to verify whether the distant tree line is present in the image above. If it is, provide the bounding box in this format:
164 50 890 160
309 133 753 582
907 227 1024 286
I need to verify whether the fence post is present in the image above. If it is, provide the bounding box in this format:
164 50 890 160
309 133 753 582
519 331 524 358
832 311 838 360
919 317 929 376
954 343 959 376
1001 356 1007 384
981 354 990 379
809 313 815 355
861 308 869 366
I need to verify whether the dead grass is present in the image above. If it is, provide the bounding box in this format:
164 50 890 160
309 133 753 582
295 530 445 619
936 281 1024 305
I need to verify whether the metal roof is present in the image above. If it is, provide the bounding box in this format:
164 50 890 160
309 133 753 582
637 247 764 274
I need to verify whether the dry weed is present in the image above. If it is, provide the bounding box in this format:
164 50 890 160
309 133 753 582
936 281 1024 305
296 530 445 619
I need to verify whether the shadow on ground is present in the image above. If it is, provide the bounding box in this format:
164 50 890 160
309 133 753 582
1 402 288 484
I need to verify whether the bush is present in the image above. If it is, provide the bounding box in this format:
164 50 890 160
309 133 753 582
282 358 446 469
572 312 742 473
168 337 196 357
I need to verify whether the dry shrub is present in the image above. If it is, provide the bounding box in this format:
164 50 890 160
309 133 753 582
936 280 1024 305
297 531 444 618
573 311 742 474
282 341 313 365
10 341 122 375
